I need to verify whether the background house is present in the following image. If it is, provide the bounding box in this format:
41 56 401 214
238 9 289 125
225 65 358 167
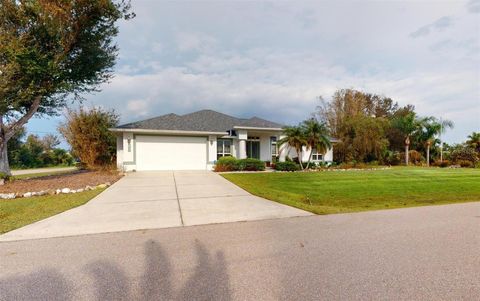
112 110 333 171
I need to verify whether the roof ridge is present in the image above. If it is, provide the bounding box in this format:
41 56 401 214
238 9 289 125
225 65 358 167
182 109 239 120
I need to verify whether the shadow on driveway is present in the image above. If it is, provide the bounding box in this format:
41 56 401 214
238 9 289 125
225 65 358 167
0 240 231 301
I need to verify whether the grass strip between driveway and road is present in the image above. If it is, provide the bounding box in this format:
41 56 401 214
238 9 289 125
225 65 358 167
222 167 480 215
0 189 104 234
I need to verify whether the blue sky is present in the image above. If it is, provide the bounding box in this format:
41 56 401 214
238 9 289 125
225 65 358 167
28 0 480 145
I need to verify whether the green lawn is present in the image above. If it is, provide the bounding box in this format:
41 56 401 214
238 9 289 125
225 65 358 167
0 189 104 234
222 167 480 215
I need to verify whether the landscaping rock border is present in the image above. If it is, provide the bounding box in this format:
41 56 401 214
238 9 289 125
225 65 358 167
0 182 112 200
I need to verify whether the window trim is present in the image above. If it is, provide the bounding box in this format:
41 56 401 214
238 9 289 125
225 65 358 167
270 136 278 156
217 139 232 159
311 149 323 161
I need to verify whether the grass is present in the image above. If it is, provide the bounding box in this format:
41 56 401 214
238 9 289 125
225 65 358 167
222 167 480 215
0 189 104 234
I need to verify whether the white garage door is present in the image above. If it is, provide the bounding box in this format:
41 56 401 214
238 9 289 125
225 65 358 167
135 135 207 170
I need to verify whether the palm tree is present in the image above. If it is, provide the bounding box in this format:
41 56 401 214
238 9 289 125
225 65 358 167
278 125 307 170
466 132 480 153
302 119 331 169
392 112 420 165
419 117 454 166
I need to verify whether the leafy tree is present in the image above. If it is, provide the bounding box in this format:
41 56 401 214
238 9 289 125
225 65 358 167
418 117 453 166
41 134 61 151
278 125 307 170
302 119 331 169
59 107 119 170
449 146 479 165
466 132 480 153
317 89 393 162
0 0 133 175
391 112 422 165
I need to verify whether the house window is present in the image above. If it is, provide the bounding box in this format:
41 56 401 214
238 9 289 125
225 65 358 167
270 136 278 161
217 139 232 159
311 149 323 161
246 136 260 159
127 139 132 152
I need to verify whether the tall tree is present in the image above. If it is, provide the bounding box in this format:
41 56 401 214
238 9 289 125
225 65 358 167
418 117 453 166
278 125 307 170
317 89 393 162
391 112 420 165
302 119 331 169
466 132 480 153
0 0 133 175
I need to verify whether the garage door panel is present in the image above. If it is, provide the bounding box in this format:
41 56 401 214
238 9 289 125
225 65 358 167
136 136 207 170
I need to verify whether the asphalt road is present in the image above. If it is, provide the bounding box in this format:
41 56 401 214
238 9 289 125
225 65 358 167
1 202 479 300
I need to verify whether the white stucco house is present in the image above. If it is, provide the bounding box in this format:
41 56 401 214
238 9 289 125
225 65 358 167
111 109 334 171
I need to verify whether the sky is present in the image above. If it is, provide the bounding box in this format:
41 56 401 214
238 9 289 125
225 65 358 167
27 0 480 145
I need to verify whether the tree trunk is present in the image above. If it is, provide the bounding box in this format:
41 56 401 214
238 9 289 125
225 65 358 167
426 143 430 167
297 147 304 170
405 137 410 165
305 149 313 170
0 137 11 176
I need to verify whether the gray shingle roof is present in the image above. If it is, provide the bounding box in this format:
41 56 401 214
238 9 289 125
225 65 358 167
116 110 283 132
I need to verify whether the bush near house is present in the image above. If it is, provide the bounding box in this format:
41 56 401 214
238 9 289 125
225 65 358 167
214 157 265 171
274 161 299 171
59 107 119 170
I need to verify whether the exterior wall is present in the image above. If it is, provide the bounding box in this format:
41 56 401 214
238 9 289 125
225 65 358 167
284 146 334 163
207 135 217 170
116 134 123 170
259 134 272 162
121 132 136 171
114 129 333 171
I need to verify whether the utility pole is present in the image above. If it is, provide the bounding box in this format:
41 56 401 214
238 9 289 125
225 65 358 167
440 117 443 162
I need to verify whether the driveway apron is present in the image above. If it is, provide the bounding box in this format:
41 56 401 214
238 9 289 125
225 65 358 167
0 171 311 241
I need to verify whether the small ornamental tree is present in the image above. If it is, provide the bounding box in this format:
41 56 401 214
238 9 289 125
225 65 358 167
59 107 119 170
0 0 133 175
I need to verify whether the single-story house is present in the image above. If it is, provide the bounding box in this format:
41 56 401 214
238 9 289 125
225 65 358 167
111 109 334 171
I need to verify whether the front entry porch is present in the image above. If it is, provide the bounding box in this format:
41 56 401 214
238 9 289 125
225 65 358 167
215 128 283 163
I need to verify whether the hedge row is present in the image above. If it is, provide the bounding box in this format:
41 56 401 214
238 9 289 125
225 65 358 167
214 157 265 172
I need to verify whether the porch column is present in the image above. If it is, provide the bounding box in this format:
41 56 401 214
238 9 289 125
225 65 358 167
238 130 247 159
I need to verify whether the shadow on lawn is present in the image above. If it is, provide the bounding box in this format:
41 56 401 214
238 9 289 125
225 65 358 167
0 240 231 301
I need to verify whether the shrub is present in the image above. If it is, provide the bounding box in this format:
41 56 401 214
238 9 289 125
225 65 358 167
275 161 299 171
383 151 401 166
214 157 265 171
214 156 238 172
59 107 119 170
457 160 474 168
237 158 265 171
449 147 479 164
434 160 449 168
399 150 424 165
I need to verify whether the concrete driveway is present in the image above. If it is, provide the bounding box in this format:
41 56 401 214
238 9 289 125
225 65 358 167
0 171 311 241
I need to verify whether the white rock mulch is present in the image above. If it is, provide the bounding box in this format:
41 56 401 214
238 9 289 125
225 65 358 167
0 182 111 200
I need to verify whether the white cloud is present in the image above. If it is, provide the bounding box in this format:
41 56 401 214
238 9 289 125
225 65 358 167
175 32 218 52
410 16 454 38
81 0 479 143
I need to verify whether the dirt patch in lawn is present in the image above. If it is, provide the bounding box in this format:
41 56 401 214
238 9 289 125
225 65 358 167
0 170 123 194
